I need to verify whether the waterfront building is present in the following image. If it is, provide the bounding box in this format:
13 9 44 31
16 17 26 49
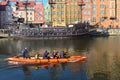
91 0 120 28
48 0 82 27
81 0 92 24
0 1 13 28
44 2 51 27
16 1 35 24
66 0 81 26
34 2 44 26
49 0 66 27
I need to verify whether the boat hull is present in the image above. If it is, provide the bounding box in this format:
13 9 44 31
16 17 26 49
8 56 87 64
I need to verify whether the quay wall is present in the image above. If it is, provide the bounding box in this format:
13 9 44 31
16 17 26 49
12 27 89 39
0 27 89 39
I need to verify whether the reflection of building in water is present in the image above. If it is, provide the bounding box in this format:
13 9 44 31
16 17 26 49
91 72 110 80
68 62 88 80
87 37 120 80
22 65 31 80
47 63 67 80
68 62 86 73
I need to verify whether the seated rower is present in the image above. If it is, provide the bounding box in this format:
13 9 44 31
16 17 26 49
59 51 65 58
52 51 59 58
43 50 50 59
59 51 70 58
35 52 40 59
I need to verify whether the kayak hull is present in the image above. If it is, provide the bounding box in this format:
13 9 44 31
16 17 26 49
8 56 87 64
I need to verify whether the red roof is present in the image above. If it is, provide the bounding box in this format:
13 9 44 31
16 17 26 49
17 2 35 7
0 1 7 6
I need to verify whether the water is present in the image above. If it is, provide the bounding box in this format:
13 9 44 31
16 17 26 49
0 36 120 80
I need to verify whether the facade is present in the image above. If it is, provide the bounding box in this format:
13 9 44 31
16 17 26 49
16 1 35 24
66 0 81 25
90 0 120 28
82 0 92 24
44 2 51 23
49 0 82 27
34 2 44 24
0 1 13 29
49 0 66 27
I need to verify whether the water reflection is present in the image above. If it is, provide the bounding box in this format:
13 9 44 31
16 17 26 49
0 37 93 56
91 72 110 80
21 62 88 80
1 36 120 80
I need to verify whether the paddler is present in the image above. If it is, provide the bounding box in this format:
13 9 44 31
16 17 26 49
21 47 28 58
35 52 40 59
43 50 50 59
59 51 69 58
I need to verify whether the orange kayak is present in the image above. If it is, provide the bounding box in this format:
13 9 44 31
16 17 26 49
8 56 87 64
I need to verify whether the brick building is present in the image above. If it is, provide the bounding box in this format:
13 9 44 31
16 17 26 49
88 0 120 28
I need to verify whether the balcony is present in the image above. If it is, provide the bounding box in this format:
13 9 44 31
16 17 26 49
110 17 116 20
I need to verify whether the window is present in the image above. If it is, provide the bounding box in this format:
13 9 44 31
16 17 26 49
61 5 64 8
84 12 86 16
88 5 90 9
88 12 90 16
8 12 11 15
57 5 61 9
62 11 64 15
100 10 104 14
38 8 41 10
84 5 86 9
30 12 32 15
58 12 61 15
40 17 43 20
92 17 96 22
100 17 104 22
86 0 88 2
100 4 104 8
53 12 56 15
62 18 64 21
93 10 96 14
92 4 96 8
30 17 32 20
88 18 90 23
39 12 42 15
84 18 87 22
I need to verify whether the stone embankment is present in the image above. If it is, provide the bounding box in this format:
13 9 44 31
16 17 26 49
0 27 89 39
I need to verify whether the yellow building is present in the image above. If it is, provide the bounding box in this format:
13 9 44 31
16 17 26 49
50 0 66 27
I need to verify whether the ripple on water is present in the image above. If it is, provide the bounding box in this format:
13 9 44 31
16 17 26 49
0 55 20 71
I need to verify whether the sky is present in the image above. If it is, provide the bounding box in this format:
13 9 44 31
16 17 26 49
0 0 48 6
36 0 48 6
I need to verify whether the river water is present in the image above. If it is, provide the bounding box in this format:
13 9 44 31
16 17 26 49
0 36 120 80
